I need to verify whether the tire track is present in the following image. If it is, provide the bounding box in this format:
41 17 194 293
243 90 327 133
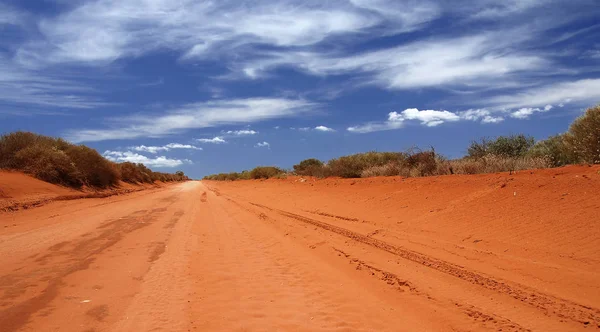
333 248 530 332
249 202 600 328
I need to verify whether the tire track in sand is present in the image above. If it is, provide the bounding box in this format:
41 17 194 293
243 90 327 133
249 202 600 328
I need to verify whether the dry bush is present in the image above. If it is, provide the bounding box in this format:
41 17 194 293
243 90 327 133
565 105 600 164
327 151 405 178
359 149 450 178
405 150 441 176
449 155 551 174
468 134 535 158
0 131 186 188
527 134 576 166
14 145 83 187
293 158 330 177
65 145 119 188
118 162 146 183
249 166 285 179
360 162 408 177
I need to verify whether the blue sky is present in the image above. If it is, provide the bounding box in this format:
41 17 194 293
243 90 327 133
1 0 599 178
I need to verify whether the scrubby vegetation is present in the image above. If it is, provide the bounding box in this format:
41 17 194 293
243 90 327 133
204 104 600 181
292 158 325 176
0 132 188 188
203 167 285 181
467 134 535 159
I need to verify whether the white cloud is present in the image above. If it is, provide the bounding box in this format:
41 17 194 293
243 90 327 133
224 129 258 136
103 150 191 168
348 99 571 133
0 55 111 110
66 98 316 142
486 79 600 110
3 0 596 124
314 125 335 132
348 106 507 133
131 143 202 153
459 109 504 124
510 104 553 119
294 125 336 132
0 4 26 26
396 108 460 127
132 145 168 153
469 0 549 20
347 121 403 133
237 31 547 90
481 116 504 124
348 108 459 133
583 50 600 59
255 141 270 148
15 0 441 67
197 137 226 144
165 143 201 149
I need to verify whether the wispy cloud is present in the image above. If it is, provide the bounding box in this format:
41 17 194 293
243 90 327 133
314 125 335 132
394 108 460 127
131 143 202 154
485 79 600 110
139 78 164 87
0 3 27 26
459 109 504 124
196 137 226 144
511 105 553 119
255 141 270 148
66 98 317 142
293 126 336 132
348 108 461 133
237 31 547 91
224 129 258 136
0 55 112 111
15 0 441 67
347 121 404 134
103 150 191 168
468 0 550 20
347 91 592 133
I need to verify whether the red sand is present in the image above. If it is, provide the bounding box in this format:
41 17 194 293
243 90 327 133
0 171 167 211
0 166 599 331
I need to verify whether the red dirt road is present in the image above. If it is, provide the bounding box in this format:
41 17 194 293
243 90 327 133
1 166 599 331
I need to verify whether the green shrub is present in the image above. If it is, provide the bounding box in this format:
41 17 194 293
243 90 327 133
65 145 119 188
249 166 285 179
118 162 144 183
468 134 535 158
0 131 186 188
293 158 325 176
566 105 600 164
528 134 576 166
14 145 83 187
327 151 405 178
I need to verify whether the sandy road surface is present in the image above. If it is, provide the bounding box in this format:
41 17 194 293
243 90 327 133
1 169 599 331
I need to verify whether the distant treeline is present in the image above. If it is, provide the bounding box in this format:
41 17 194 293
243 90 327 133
204 104 600 181
0 132 188 188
